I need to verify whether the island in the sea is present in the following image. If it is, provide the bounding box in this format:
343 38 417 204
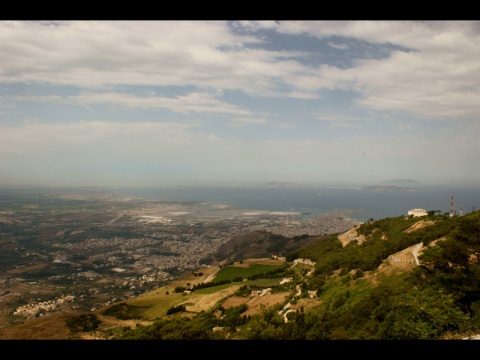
360 179 424 192
266 182 309 188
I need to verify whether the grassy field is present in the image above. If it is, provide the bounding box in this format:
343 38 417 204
0 258 293 338
98 259 289 321
214 264 285 282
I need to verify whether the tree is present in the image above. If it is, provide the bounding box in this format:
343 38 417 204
377 288 468 340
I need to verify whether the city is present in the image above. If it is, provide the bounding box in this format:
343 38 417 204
0 187 360 329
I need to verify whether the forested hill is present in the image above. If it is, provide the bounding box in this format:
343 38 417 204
207 230 323 264
112 211 480 340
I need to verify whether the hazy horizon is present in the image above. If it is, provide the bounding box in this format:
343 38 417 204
2 21 480 188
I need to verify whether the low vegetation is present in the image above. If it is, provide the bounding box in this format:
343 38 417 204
65 314 101 333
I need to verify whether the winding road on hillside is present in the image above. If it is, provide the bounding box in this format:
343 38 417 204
279 285 302 322
412 242 423 266
203 267 220 283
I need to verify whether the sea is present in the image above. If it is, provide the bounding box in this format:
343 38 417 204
113 185 480 223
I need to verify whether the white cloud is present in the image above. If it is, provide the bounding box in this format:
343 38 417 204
343 48 480 119
2 21 480 187
272 21 469 49
7 91 254 116
228 117 268 126
276 21 480 120
328 42 349 50
0 21 304 96
314 112 373 123
4 21 479 120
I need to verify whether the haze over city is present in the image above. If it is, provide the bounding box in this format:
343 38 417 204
1 21 480 188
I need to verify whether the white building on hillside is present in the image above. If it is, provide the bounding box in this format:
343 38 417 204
408 208 428 217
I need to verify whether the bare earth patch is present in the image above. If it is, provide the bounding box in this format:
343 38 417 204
182 285 243 313
222 296 250 309
365 242 426 285
0 311 81 340
404 220 435 233
338 226 365 247
221 292 290 317
377 243 420 274
242 292 290 317
6 263 48 274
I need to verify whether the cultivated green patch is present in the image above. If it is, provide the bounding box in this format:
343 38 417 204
214 264 285 282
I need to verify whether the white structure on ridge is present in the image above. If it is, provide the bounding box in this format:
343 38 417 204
408 208 428 217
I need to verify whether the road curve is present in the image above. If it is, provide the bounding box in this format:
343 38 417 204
412 242 423 266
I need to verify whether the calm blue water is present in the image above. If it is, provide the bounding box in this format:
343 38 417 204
114 185 480 222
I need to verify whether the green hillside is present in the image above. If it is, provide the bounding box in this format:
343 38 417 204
104 211 480 340
3 211 480 340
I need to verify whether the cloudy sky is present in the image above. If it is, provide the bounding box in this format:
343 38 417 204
1 20 479 188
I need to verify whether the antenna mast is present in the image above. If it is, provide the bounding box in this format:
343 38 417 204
450 193 454 218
